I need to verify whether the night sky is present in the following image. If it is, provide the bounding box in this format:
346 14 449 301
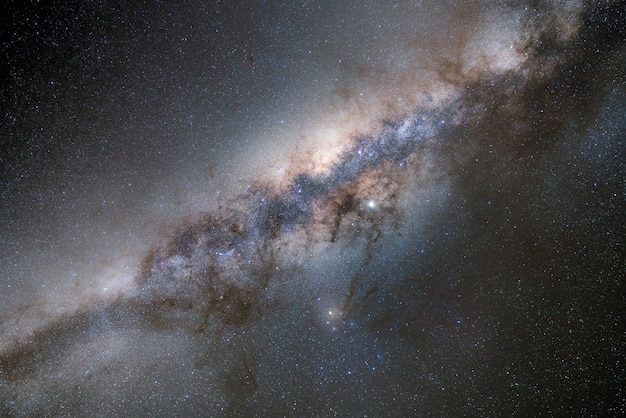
1 1 625 416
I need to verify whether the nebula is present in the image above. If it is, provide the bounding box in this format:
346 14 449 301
1 1 624 416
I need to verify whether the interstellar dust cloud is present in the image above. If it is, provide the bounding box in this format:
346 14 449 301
1 1 624 416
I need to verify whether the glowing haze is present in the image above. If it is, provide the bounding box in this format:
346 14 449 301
1 1 624 416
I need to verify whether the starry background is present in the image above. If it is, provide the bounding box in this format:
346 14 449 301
1 1 625 416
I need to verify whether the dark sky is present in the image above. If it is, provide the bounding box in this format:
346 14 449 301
1 1 625 416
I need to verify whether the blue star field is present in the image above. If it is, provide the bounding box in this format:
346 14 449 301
1 1 624 416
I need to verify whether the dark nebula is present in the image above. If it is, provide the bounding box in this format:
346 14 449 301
1 1 625 416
